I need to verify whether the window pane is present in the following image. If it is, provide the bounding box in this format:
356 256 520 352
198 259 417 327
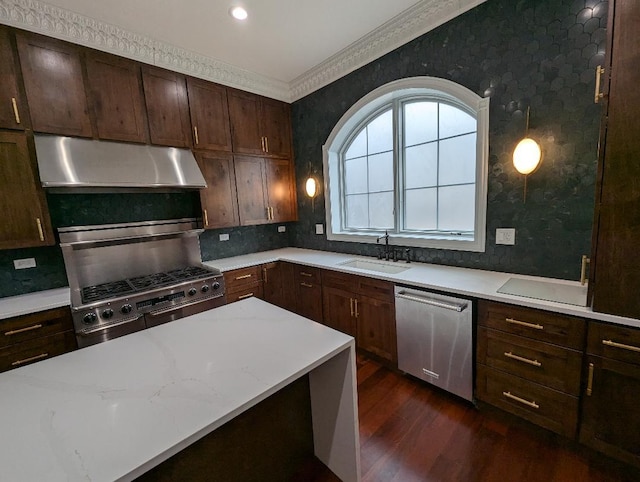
405 188 437 230
344 157 367 194
345 129 367 160
439 103 476 139
345 194 368 228
404 101 438 147
369 192 394 229
368 151 394 192
405 142 437 189
367 109 393 155
438 185 475 232
438 133 477 186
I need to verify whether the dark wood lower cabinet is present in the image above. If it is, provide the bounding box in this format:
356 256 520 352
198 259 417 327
322 286 357 338
356 295 396 363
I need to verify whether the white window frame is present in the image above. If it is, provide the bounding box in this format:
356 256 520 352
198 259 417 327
323 77 490 252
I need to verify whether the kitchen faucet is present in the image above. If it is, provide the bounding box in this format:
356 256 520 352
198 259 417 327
376 230 391 260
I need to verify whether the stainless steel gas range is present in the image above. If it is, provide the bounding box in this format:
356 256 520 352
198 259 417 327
59 218 225 348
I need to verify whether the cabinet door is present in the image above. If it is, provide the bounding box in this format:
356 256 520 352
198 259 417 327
322 286 356 337
579 355 640 467
141 66 191 147
0 27 26 130
187 78 232 151
85 51 148 143
589 0 640 319
228 89 263 155
265 158 296 223
260 97 292 158
0 130 54 249
357 295 396 363
262 262 284 307
15 32 92 137
196 151 239 229
234 156 269 225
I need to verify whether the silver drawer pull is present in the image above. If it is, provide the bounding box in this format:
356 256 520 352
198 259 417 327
422 368 439 379
396 292 467 312
504 351 542 367
299 272 313 277
602 339 640 353
5 324 43 336
505 317 543 330
12 352 48 366
79 316 142 335
237 293 254 300
502 391 539 409
300 282 313 288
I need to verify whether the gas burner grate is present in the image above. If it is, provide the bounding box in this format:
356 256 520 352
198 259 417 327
167 266 215 281
82 280 134 303
129 272 175 290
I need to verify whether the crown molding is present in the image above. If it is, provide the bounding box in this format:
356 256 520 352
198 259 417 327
0 0 486 103
289 0 488 101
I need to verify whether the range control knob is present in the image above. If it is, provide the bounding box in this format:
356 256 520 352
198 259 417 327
121 304 133 314
188 287 198 296
102 308 114 319
212 281 221 291
201 284 210 293
82 312 97 325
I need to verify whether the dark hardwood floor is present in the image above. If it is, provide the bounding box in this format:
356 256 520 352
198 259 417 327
308 354 640 482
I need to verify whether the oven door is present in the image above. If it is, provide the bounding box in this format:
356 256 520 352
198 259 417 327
144 296 226 328
76 316 146 348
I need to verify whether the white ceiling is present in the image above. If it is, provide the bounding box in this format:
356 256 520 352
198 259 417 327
1 0 487 101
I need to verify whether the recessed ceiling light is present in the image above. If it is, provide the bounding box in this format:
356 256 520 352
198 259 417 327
229 6 248 20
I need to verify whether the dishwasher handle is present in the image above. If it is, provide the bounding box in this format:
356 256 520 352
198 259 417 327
395 291 468 312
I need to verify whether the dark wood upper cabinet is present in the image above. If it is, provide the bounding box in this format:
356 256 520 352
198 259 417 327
195 150 239 229
0 130 54 249
141 65 192 147
234 155 269 225
588 0 640 319
0 27 26 130
228 89 292 158
265 158 296 223
84 51 148 143
186 77 232 151
15 31 92 138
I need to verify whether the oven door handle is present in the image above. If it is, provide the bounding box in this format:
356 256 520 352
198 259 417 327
146 296 223 317
78 315 144 336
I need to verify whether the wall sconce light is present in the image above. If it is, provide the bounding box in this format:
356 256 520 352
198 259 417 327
304 162 319 212
513 107 541 201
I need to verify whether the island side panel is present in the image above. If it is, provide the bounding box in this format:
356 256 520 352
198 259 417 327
309 343 361 482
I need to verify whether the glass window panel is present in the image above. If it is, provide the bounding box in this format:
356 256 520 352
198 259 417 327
438 185 475 232
345 129 367 160
439 103 476 139
367 109 393 155
368 151 394 192
345 194 368 228
369 192 394 229
344 156 367 194
404 188 437 230
404 101 438 147
438 133 477 186
404 142 438 189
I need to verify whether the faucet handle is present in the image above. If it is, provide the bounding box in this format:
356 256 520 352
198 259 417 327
404 248 411 263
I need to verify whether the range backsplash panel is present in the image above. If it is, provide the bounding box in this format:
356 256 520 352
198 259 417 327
291 0 607 281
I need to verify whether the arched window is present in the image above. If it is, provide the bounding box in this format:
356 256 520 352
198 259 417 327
323 77 489 251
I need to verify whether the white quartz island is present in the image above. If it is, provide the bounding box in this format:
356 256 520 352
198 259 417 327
0 298 360 481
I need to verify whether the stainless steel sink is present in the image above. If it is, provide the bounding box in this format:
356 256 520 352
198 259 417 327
338 259 411 274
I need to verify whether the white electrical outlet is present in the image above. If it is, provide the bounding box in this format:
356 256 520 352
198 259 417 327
219 233 230 241
315 224 324 235
278 225 286 233
496 228 516 245
13 258 36 269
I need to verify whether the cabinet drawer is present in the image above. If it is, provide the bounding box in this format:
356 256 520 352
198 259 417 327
476 364 579 438
587 321 640 365
478 327 582 395
0 307 73 348
478 300 585 350
224 266 262 292
322 269 355 291
0 330 76 372
322 269 393 302
293 265 321 285
226 284 264 303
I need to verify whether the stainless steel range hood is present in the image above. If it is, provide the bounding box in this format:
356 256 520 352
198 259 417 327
35 135 206 190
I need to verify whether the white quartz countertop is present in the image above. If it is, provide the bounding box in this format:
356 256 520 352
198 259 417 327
204 248 640 329
0 298 354 481
0 287 70 321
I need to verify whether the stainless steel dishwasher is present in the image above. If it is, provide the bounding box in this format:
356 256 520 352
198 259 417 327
395 286 473 401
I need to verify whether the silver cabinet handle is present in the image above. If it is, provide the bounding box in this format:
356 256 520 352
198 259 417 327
504 351 542 367
503 391 539 409
79 316 143 335
395 292 467 312
12 353 48 366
